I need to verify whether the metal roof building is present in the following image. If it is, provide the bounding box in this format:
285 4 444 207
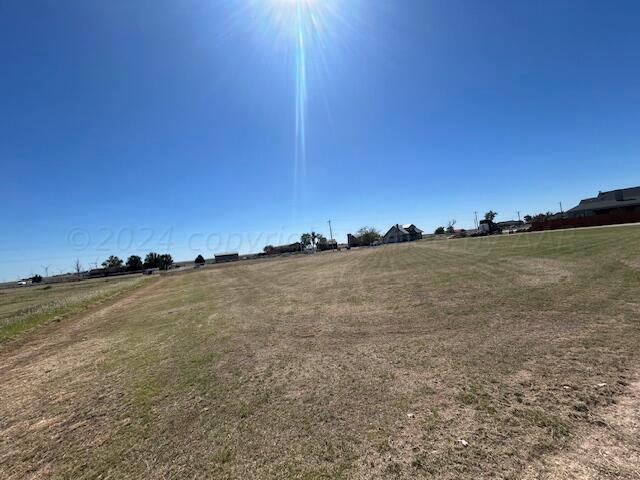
567 187 640 217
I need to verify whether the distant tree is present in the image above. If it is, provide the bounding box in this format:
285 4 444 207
300 233 312 248
523 215 532 223
484 210 498 222
356 226 381 245
446 219 457 234
74 259 83 276
315 234 330 251
300 231 330 250
158 254 173 271
263 245 274 254
195 254 206 265
102 255 124 269
126 255 143 271
530 212 555 223
31 274 43 283
144 252 161 269
434 226 445 235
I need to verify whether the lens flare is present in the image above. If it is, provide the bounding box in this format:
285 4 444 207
294 0 308 196
242 0 363 216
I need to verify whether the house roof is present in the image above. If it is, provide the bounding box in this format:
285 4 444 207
402 224 423 233
568 186 640 212
384 224 423 237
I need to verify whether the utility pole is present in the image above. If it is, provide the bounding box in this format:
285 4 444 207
327 219 333 241
559 202 564 214
516 211 521 222
41 265 50 277
474 211 479 229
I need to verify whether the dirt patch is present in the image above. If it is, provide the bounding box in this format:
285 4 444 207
622 258 640 270
510 258 574 286
522 377 640 479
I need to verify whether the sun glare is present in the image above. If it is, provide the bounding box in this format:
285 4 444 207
245 0 354 214
274 0 315 4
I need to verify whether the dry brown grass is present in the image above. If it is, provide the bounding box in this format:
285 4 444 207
1 226 639 479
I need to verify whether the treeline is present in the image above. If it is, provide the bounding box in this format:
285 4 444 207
523 212 556 223
100 252 174 271
263 243 302 255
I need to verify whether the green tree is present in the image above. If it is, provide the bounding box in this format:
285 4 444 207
434 226 445 235
159 254 173 270
484 210 498 222
531 212 555 223
144 252 161 269
126 255 143 271
300 233 312 248
301 231 329 250
356 226 381 245
102 255 124 269
523 215 532 223
195 254 206 265
310 231 319 249
31 274 43 283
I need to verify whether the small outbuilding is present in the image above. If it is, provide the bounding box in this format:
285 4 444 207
215 252 240 263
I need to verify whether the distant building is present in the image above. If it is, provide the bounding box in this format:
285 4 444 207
215 252 240 263
478 220 501 235
567 187 640 218
317 239 338 251
88 268 107 278
382 224 423 244
496 220 524 230
88 267 126 278
347 233 365 248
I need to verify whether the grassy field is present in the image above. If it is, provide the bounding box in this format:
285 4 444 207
0 275 148 342
1 226 639 479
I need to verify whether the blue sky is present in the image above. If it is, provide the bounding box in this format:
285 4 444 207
1 0 639 280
